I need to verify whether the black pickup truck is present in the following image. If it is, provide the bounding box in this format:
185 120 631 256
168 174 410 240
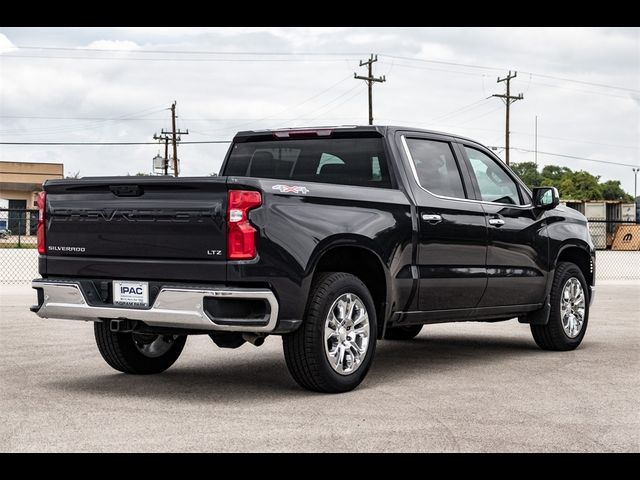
31 126 595 393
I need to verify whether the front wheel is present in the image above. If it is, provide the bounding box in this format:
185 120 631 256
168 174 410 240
283 272 377 393
94 321 187 374
531 261 589 351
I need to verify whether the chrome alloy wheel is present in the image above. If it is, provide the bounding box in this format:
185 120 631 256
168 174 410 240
560 277 586 338
132 333 177 358
324 293 370 375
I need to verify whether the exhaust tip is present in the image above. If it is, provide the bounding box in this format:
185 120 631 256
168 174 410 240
242 333 266 347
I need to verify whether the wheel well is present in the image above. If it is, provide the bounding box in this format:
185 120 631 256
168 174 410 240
313 246 387 334
557 247 593 286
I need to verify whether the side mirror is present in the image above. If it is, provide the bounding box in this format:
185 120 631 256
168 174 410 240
532 187 560 210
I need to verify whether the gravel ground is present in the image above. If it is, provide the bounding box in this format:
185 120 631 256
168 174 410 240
0 281 638 452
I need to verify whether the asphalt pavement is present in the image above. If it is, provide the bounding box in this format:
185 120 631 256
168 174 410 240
1 281 638 452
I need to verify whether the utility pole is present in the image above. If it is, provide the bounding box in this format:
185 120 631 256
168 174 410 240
152 132 171 175
163 137 169 175
161 101 189 177
354 54 386 125
633 167 639 203
492 71 523 165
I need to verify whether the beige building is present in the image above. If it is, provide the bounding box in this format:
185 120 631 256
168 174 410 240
0 161 64 235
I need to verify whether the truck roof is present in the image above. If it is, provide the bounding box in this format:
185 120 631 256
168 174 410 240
233 125 481 146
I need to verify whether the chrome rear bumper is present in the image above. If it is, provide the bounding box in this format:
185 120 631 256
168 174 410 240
31 280 279 333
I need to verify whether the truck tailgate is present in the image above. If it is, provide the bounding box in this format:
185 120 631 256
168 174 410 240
42 176 228 282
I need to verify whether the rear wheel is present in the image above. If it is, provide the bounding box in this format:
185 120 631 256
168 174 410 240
283 272 377 393
94 321 187 374
384 324 423 340
531 261 589 351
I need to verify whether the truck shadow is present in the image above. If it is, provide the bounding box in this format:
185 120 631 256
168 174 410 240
368 334 540 386
44 333 543 400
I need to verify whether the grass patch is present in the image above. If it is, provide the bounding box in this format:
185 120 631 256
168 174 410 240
0 243 37 249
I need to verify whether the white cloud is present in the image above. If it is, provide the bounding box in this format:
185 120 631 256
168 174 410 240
0 27 638 192
85 40 140 51
0 32 17 54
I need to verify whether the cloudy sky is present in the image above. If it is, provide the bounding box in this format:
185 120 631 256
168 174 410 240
1 27 638 195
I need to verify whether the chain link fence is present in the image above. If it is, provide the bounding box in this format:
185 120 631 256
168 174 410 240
588 220 640 280
0 208 39 283
0 210 638 284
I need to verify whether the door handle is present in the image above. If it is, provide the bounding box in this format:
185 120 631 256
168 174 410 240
488 218 505 227
422 213 443 224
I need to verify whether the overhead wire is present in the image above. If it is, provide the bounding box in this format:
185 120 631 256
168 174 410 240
1 54 359 63
0 140 231 145
0 108 168 136
501 147 639 168
14 45 368 56
8 44 637 93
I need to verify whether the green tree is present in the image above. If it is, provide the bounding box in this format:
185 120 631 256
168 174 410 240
600 180 633 202
559 170 602 200
541 165 571 182
511 162 633 201
511 162 542 188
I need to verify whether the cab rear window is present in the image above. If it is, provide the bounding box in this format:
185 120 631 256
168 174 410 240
223 138 392 188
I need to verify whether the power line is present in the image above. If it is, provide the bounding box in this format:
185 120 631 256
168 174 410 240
0 76 355 138
376 61 635 100
0 106 167 136
525 72 640 94
446 105 504 126
0 141 231 145
264 83 361 125
493 146 639 168
0 115 167 120
427 98 491 123
377 60 487 78
511 131 638 150
380 53 503 72
201 75 354 133
15 45 368 56
9 45 638 93
305 88 364 123
3 141 636 170
1 54 356 63
378 54 639 93
526 79 633 100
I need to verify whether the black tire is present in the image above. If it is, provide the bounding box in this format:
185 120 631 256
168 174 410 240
531 261 589 351
94 321 187 374
384 324 423 340
283 272 377 393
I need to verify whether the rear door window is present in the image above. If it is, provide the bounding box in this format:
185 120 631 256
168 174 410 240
404 138 467 199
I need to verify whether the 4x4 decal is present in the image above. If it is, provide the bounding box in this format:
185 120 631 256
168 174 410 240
272 184 309 195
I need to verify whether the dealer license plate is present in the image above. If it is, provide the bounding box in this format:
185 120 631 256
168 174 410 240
113 281 149 307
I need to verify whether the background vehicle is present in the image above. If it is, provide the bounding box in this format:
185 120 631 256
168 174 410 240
31 126 595 392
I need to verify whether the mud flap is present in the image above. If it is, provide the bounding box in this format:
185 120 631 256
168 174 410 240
518 297 551 325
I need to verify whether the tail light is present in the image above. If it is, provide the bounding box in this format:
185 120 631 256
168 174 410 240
227 190 261 259
36 191 46 254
